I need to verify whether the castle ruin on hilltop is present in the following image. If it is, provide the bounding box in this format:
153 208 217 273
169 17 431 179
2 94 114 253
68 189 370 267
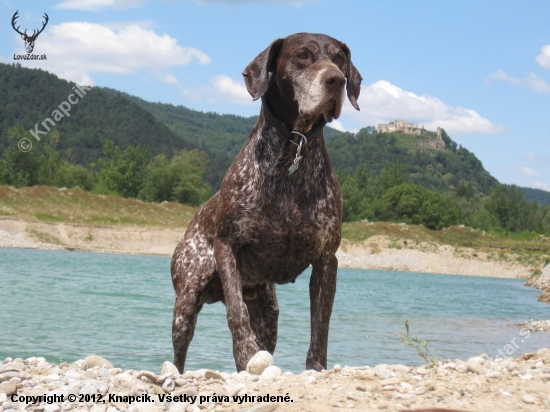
377 120 445 151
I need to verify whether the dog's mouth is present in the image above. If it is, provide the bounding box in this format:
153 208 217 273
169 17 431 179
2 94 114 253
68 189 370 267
322 99 342 123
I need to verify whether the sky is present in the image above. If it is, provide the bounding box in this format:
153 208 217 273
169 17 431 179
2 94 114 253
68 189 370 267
1 0 549 191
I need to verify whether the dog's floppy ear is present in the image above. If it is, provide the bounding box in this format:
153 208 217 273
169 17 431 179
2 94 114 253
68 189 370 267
339 42 362 111
242 38 284 101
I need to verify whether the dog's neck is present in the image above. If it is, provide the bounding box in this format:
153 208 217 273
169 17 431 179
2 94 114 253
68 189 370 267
261 95 326 141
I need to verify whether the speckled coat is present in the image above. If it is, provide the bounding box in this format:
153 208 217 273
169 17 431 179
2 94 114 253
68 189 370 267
171 33 362 373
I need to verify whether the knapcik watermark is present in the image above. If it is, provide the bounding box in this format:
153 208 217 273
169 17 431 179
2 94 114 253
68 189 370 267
19 84 92 152
12 10 48 60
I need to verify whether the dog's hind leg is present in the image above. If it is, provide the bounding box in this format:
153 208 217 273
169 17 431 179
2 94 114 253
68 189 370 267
171 236 217 373
245 283 279 354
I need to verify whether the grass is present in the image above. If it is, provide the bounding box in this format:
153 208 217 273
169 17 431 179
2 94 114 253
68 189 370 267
0 185 196 229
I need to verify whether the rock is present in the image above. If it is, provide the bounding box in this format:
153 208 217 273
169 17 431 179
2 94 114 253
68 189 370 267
392 364 411 373
204 370 224 380
506 363 517 372
0 381 17 395
174 378 186 387
247 404 279 412
169 403 189 412
161 361 179 376
333 364 342 372
161 378 175 393
246 351 274 375
260 366 282 380
136 370 160 384
0 372 20 383
84 355 113 370
80 381 98 396
171 386 198 397
521 394 537 404
152 384 164 395
379 377 400 386
415 367 432 376
44 404 61 412
466 360 486 375
225 383 246 397
98 367 110 378
374 369 392 379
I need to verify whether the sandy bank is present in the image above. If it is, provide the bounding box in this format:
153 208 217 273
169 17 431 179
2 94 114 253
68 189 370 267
0 218 534 280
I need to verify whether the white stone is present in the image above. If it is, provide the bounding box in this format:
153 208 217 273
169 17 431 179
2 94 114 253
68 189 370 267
161 362 179 376
466 360 486 375
521 394 537 404
246 351 274 375
162 378 176 393
169 403 189 412
260 366 282 381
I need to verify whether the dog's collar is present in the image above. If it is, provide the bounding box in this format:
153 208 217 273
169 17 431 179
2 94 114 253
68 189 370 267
261 95 327 141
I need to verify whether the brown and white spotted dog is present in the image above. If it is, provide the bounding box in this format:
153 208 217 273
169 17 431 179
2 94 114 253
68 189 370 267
171 32 362 373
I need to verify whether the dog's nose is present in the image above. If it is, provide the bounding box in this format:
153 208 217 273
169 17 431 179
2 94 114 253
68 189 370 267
323 69 346 89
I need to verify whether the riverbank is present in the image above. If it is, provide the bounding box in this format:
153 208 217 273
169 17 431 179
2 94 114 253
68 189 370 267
0 217 538 280
1 348 550 412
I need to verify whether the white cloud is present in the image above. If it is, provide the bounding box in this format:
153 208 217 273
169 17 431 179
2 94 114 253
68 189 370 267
343 80 503 135
181 75 259 106
486 69 550 94
533 181 549 190
329 120 358 134
536 45 550 70
521 166 541 177
55 0 146 11
14 22 210 85
157 73 180 85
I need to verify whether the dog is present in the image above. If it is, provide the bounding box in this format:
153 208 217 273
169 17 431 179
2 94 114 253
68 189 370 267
171 32 362 373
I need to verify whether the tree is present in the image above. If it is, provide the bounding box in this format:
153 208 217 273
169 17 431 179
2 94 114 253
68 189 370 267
96 140 148 198
0 125 39 187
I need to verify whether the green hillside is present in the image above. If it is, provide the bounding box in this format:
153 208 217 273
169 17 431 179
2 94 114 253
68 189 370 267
327 128 498 195
0 63 194 165
519 186 550 206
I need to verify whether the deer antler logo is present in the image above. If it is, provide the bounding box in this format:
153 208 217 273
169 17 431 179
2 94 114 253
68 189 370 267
11 11 49 54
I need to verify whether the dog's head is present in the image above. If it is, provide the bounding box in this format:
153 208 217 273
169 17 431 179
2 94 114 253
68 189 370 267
243 33 362 132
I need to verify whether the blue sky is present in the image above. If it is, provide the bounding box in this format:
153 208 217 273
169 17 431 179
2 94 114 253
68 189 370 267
1 0 549 191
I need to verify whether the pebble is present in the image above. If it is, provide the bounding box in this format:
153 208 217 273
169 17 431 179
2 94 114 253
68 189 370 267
373 369 392 380
161 361 179 376
521 394 537 404
260 365 282 381
161 378 175 393
466 360 486 375
204 370 224 380
0 381 17 395
84 355 113 369
333 364 342 372
246 351 274 375
247 404 279 412
455 363 468 374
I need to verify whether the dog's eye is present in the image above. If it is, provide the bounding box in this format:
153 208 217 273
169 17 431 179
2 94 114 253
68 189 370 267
334 55 344 63
298 52 309 60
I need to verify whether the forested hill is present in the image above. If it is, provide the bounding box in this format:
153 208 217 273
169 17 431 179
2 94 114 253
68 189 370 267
327 128 499 195
518 186 550 206
100 87 257 160
0 63 194 164
100 87 343 159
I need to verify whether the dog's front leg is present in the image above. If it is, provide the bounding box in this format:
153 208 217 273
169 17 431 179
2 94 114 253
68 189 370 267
306 254 338 371
214 238 260 371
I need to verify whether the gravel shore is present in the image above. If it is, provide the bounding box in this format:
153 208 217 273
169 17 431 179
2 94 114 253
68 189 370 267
1 349 550 412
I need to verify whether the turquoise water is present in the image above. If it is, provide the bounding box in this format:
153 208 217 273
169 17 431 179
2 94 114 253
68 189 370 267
1 248 549 373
